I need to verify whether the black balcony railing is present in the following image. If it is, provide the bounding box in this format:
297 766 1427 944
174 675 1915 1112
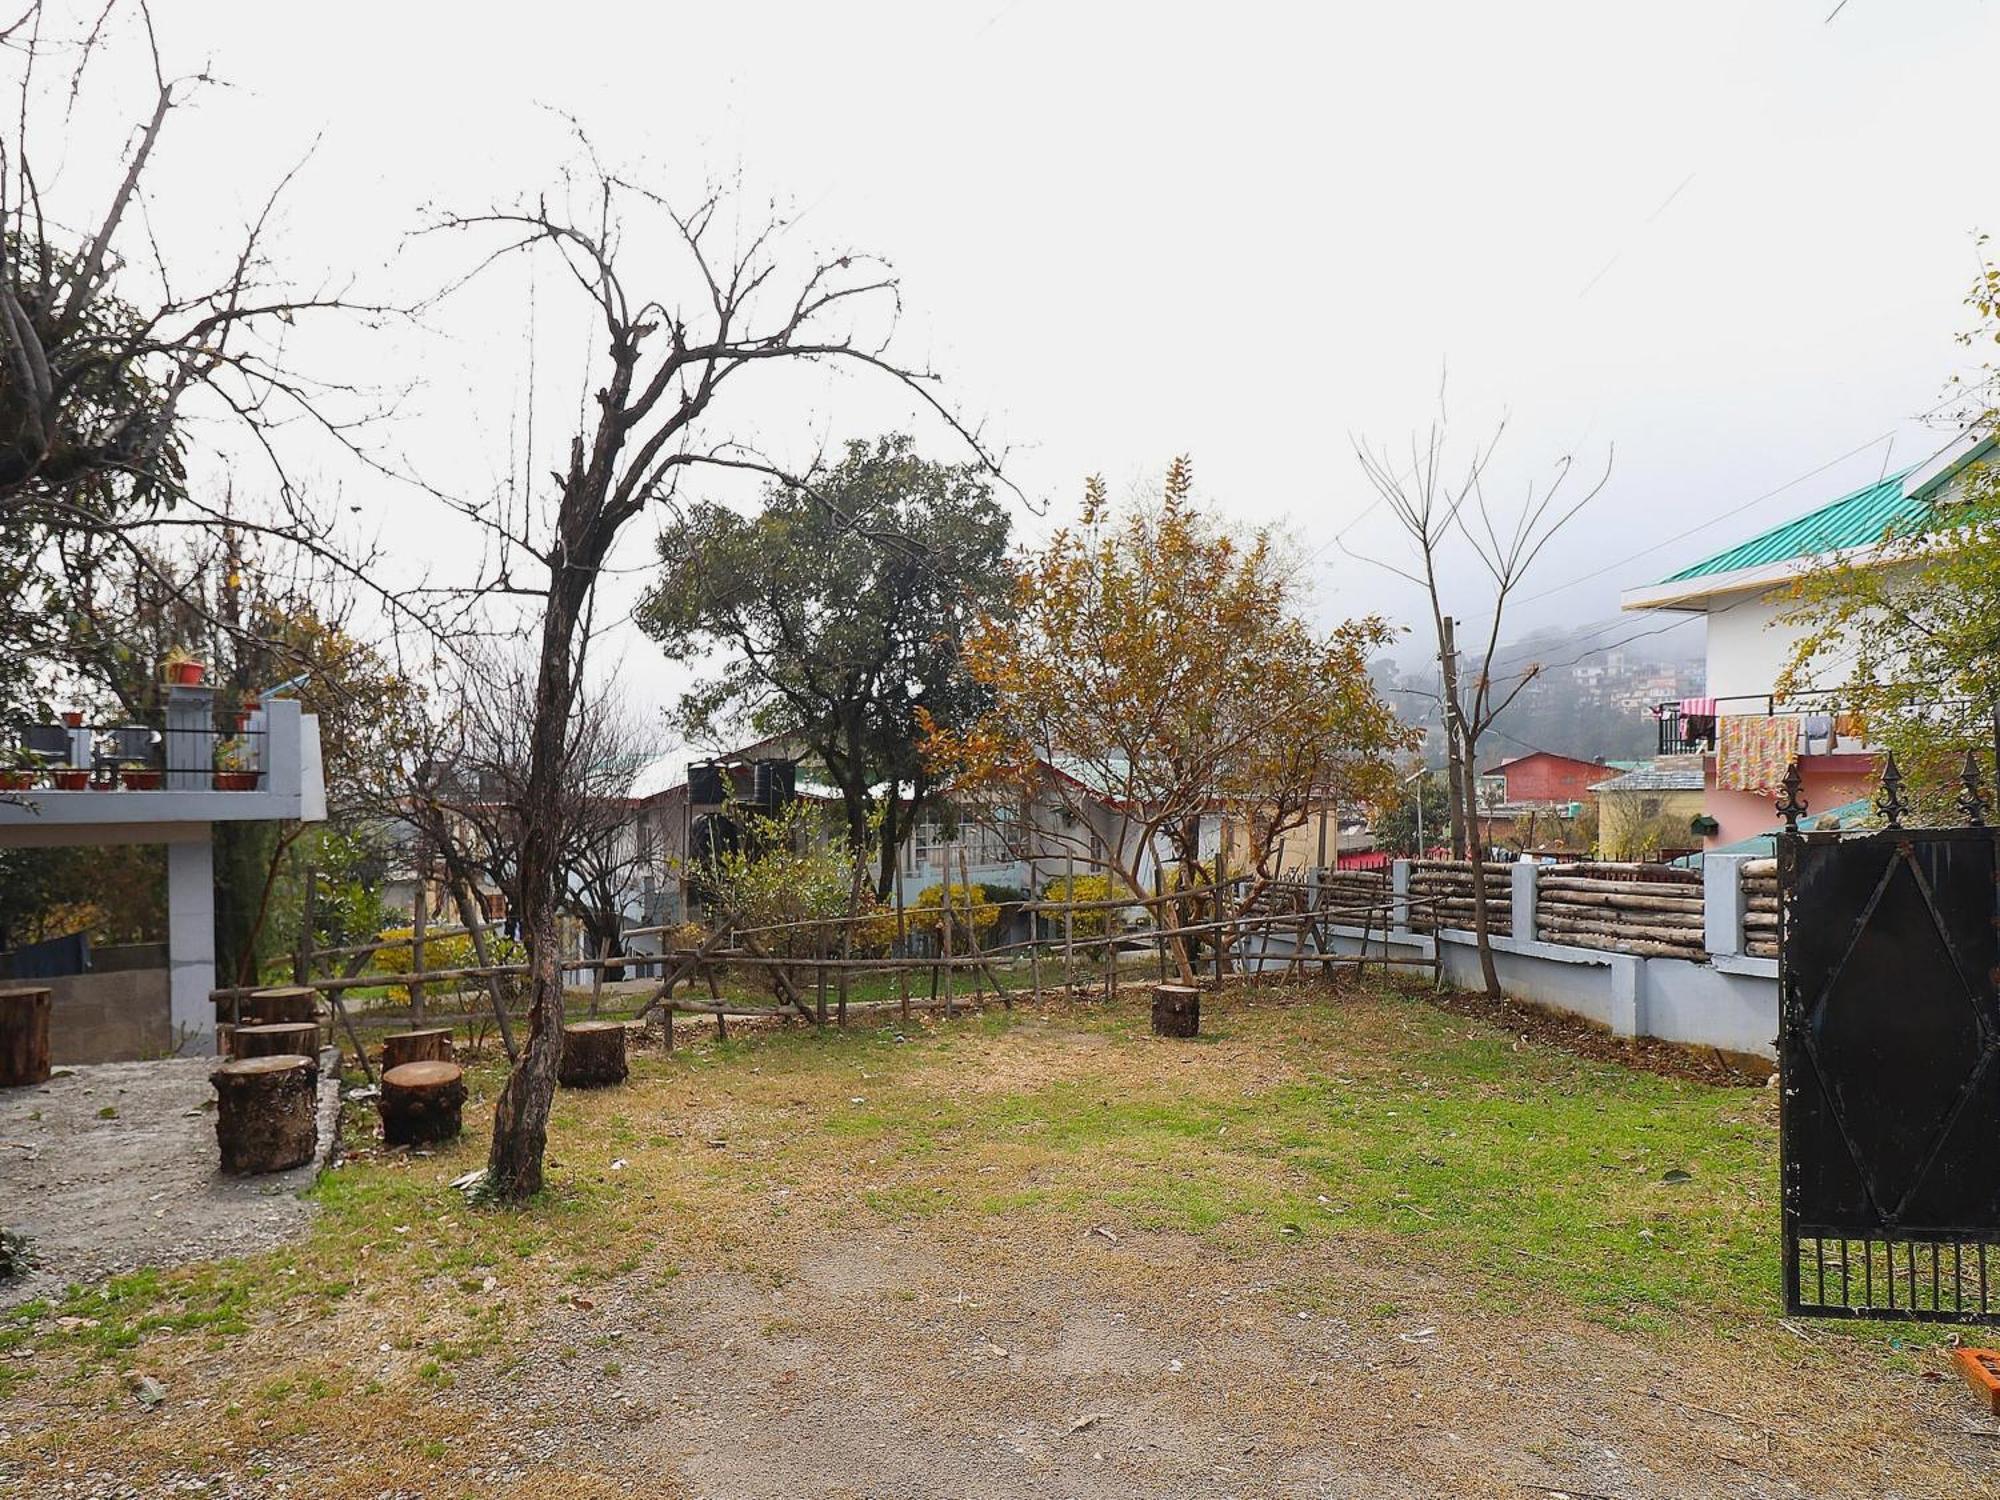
3 715 268 791
1651 692 1876 758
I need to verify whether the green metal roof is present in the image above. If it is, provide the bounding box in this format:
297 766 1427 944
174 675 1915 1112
1658 470 1918 584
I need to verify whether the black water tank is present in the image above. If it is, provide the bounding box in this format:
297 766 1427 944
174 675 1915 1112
688 761 727 805
752 759 796 808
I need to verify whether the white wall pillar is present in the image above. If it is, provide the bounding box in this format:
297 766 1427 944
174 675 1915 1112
1511 861 1539 943
1607 953 1645 1039
1703 853 1750 960
1390 859 1412 934
167 831 216 1056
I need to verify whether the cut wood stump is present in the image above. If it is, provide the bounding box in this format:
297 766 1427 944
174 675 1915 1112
246 986 318 1027
381 1028 454 1072
559 1020 628 1088
210 1054 319 1174
379 1060 467 1146
1151 983 1200 1039
232 1021 320 1061
0 987 52 1087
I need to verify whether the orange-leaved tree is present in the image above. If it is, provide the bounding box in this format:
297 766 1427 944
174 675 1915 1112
924 457 1413 983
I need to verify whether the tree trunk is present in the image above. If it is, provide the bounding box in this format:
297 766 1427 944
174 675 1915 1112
1457 723 1502 1000
486 901 564 1197
380 1060 467 1146
558 1020 628 1088
382 1028 454 1072
210 1055 319 1174
232 1021 320 1061
1151 982 1200 1038
0 988 52 1087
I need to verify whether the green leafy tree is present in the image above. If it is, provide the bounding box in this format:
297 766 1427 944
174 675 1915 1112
637 435 1011 899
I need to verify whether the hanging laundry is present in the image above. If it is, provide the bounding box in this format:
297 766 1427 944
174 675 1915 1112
1803 713 1834 754
1718 714 1801 793
1679 695 1719 749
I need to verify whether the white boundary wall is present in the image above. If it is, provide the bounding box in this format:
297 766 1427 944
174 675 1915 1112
1321 853 1778 1060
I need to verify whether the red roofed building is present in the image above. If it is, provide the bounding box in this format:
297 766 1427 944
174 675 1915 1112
1478 751 1612 809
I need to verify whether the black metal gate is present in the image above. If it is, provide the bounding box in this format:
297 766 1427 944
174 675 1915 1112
1779 764 2000 1321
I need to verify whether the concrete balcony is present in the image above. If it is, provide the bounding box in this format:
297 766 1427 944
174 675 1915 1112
0 690 327 1058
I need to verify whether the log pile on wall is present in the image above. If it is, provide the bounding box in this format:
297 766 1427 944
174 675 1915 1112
1537 861 1705 960
1742 857 1778 959
1405 861 1513 937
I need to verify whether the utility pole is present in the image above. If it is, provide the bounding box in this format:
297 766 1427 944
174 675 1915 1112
1439 615 1467 859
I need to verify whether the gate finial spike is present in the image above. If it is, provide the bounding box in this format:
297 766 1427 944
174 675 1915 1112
1777 760 1807 834
1877 750 1908 829
1960 749 1988 828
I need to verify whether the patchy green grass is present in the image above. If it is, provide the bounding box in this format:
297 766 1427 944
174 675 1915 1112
8 979 1941 1398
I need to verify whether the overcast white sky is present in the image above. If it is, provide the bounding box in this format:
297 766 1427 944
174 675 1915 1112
23 1 2000 734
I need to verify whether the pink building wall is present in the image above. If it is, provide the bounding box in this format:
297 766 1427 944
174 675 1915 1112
1704 755 1880 847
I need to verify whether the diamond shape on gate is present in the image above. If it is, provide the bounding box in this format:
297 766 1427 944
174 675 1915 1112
1805 852 1989 1221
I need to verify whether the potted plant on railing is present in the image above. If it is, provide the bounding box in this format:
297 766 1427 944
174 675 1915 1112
162 647 206 687
234 696 259 731
0 750 37 792
49 764 89 790
213 736 258 791
120 763 162 790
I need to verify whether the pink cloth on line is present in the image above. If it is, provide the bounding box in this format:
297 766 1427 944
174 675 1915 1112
1680 696 1718 718
1718 714 1798 793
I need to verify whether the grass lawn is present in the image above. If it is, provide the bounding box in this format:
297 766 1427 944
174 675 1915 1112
2 980 1988 1498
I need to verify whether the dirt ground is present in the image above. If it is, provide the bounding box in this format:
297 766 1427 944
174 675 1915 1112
4 991 1997 1499
0 1052 341 1308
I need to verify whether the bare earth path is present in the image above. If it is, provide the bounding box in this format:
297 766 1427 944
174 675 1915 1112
2 987 1994 1498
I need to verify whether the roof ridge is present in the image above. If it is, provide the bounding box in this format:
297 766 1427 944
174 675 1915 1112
1658 466 1918 585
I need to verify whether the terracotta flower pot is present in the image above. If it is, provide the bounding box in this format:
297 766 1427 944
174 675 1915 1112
0 771 34 791
51 769 89 790
167 661 206 686
60 711 83 728
213 771 258 791
121 770 162 790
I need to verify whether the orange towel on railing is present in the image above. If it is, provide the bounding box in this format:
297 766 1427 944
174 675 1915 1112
1718 715 1799 793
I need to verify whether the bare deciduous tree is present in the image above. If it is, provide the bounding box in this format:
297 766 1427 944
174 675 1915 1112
430 156 995 1200
1353 421 1609 1000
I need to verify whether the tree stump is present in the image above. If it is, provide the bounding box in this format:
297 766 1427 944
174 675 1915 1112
559 1020 628 1088
210 1055 319 1174
0 987 52 1087
379 1060 467 1146
233 1021 321 1061
381 1028 454 1072
246 986 318 1027
1151 983 1200 1038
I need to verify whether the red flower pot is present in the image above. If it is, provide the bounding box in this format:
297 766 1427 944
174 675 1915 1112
61 711 83 728
121 770 162 790
167 661 206 686
0 771 34 791
51 769 89 790
213 771 258 791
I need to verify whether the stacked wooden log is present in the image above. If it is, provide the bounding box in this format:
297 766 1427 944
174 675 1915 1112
382 1028 454 1072
1406 861 1514 936
211 1054 319 1174
1151 982 1200 1037
379 1060 467 1146
559 1021 628 1088
1537 862 1705 960
1742 857 1779 958
0 987 52 1088
214 985 322 1057
233 1022 322 1061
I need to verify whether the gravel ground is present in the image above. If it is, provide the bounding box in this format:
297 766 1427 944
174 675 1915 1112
0 1051 339 1306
